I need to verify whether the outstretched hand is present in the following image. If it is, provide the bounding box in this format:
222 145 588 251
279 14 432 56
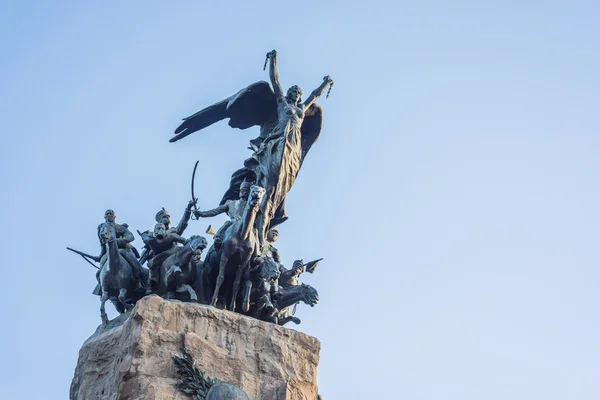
323 75 334 85
267 49 277 59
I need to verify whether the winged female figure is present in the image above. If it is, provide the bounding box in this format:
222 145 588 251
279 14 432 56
171 50 333 247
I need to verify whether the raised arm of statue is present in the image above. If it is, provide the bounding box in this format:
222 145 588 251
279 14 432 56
175 200 194 235
267 50 285 99
303 75 333 109
194 204 229 219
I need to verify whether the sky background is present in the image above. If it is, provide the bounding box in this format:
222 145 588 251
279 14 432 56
1 1 599 398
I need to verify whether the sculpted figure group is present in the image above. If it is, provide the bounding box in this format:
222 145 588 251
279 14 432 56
69 50 331 327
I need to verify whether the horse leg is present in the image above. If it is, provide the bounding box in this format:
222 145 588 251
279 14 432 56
118 288 132 312
278 316 301 326
165 265 182 289
263 294 274 313
100 291 109 325
200 270 212 305
176 284 198 301
255 293 270 313
211 254 228 307
242 281 252 312
230 255 251 311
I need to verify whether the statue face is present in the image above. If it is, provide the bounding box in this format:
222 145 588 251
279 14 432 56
287 85 302 104
104 209 116 223
239 185 250 200
267 230 279 243
154 223 166 239
159 215 170 226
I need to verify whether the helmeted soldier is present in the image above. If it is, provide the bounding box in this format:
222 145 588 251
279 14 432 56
278 259 305 288
262 229 281 263
155 199 195 236
139 201 194 266
141 223 188 291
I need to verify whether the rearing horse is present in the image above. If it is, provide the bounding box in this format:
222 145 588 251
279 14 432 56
212 185 266 311
98 222 143 325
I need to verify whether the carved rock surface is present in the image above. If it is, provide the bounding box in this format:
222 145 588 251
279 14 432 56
70 295 320 400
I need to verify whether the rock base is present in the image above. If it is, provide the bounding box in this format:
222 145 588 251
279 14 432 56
70 295 320 400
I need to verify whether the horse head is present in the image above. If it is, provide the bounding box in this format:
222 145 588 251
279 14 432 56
253 256 280 284
99 222 116 244
248 185 266 210
188 235 208 259
299 284 319 307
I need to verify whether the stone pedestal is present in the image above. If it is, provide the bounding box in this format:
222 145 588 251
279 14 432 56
70 295 320 400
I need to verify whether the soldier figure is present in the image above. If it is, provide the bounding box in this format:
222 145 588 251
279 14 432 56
263 229 281 263
141 223 188 291
193 180 251 237
278 259 305 288
95 209 146 292
156 199 195 236
139 201 194 266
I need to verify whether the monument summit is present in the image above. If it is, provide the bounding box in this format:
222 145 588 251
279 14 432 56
69 50 333 400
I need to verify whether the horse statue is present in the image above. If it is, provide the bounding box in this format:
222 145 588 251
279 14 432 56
212 185 266 311
155 235 207 301
273 283 319 326
98 222 146 325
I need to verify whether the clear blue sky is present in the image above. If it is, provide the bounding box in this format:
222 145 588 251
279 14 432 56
1 1 599 399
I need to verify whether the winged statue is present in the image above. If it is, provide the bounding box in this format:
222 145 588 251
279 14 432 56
171 50 333 246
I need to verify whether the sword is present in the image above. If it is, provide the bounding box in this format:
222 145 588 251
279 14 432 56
190 160 200 220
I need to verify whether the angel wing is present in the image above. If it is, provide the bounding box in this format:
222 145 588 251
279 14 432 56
300 103 323 162
170 81 324 152
170 81 277 143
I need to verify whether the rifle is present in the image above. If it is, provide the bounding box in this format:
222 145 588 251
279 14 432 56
136 230 151 266
66 247 100 269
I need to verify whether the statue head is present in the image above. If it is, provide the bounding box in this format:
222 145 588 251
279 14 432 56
266 229 279 243
239 179 253 201
154 223 166 240
286 85 302 104
300 283 319 307
155 208 171 227
252 256 280 283
248 185 266 209
104 209 116 223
